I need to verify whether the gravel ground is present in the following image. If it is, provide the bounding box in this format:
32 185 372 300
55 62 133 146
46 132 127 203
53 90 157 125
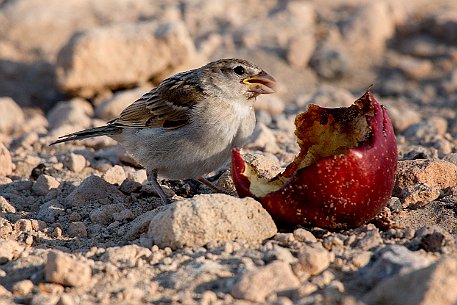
1 1 457 304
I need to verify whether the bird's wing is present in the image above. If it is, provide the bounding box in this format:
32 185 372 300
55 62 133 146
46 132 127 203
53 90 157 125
108 72 204 129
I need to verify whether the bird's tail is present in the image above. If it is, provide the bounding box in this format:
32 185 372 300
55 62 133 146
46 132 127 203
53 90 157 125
50 125 122 145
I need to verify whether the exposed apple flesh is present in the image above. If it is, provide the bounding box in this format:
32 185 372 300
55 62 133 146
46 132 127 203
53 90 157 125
231 90 398 228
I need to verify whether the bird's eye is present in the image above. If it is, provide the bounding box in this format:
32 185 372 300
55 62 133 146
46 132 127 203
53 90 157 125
233 65 246 75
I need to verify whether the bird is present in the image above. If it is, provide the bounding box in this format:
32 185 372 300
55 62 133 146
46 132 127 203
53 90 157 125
51 58 276 203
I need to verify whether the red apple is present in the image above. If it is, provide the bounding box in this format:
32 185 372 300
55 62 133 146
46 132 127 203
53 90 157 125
232 90 398 228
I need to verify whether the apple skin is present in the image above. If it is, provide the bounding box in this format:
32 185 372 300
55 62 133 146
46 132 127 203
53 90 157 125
231 91 398 229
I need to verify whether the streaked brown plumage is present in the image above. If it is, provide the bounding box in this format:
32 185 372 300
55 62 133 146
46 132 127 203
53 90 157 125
52 59 276 203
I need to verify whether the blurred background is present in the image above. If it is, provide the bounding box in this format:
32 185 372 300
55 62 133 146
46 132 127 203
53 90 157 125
0 0 456 151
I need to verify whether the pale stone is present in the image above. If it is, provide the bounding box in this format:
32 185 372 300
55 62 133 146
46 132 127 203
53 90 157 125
45 251 92 287
32 175 60 195
0 143 14 176
147 194 277 249
231 261 300 303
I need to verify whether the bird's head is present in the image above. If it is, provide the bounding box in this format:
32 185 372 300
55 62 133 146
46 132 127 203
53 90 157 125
201 58 276 100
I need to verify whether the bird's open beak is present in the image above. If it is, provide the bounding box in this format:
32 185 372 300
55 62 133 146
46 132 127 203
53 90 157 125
242 71 276 95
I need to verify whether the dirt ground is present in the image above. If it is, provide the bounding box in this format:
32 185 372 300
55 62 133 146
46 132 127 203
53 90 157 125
1 0 457 304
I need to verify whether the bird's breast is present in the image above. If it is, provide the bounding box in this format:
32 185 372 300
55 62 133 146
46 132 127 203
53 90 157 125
191 99 256 152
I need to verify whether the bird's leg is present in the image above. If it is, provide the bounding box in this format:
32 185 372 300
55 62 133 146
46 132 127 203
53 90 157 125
148 169 171 204
197 177 228 194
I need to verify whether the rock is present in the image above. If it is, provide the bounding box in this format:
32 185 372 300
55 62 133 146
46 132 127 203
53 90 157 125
0 143 14 176
231 261 300 303
394 160 457 196
64 175 124 207
229 1 315 53
112 209 134 222
293 228 317 243
125 210 158 240
30 293 60 305
427 117 448 136
417 232 445 253
67 222 87 238
20 111 49 134
431 138 453 157
247 123 280 154
394 55 433 80
383 0 415 27
387 197 402 212
355 228 383 250
62 153 86 173
291 245 333 276
15 132 41 150
0 0 162 108
120 169 147 193
119 179 142 194
358 245 433 287
401 146 438 161
56 20 198 97
443 153 457 166
430 11 457 44
31 219 47 231
0 239 23 263
386 101 421 132
37 200 65 223
0 284 12 297
350 251 372 269
102 165 126 185
0 0 161 59
32 175 60 195
147 194 277 248
101 245 151 267
404 117 448 140
342 2 395 57
45 251 92 287
365 257 457 305
127 169 148 184
164 258 231 291
400 183 441 207
58 294 76 305
14 219 33 232
286 33 316 68
12 279 34 295
310 43 349 80
95 87 148 120
322 234 345 252
274 233 295 245
397 33 447 59
0 177 12 185
311 269 336 288
0 196 16 213
297 86 355 108
89 203 125 224
46 98 93 130
264 246 297 264
215 170 237 196
53 227 63 239
411 225 454 253
0 97 24 133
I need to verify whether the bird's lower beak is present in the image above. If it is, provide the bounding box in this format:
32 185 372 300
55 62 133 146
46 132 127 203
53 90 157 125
242 71 276 95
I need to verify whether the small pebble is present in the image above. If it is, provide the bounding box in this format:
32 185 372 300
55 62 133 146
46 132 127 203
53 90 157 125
12 280 34 295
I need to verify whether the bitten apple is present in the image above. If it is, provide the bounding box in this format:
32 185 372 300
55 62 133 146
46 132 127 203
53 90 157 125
231 90 398 228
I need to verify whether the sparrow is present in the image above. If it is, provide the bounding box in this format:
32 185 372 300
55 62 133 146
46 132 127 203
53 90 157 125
51 58 276 203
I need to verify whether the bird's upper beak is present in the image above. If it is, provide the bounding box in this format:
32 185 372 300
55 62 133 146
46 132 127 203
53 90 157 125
242 71 276 95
